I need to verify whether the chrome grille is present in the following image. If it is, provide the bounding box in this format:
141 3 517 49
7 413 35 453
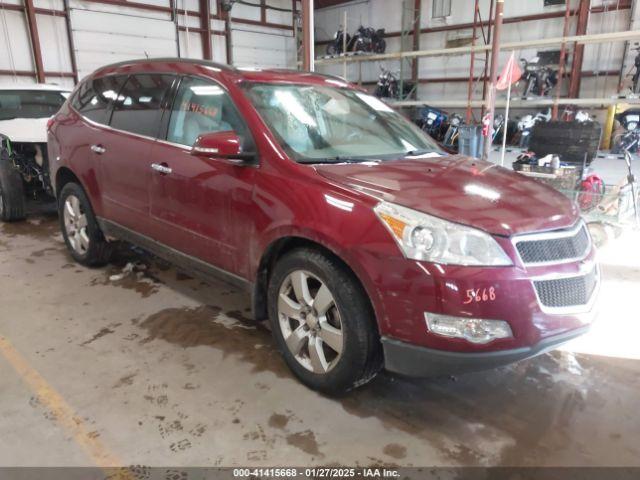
515 223 590 266
534 266 598 310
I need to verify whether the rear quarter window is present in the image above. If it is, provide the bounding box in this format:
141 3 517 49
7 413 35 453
71 75 127 124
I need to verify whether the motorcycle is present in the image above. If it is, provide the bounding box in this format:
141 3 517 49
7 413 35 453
630 45 640 94
517 108 551 148
349 26 386 54
520 57 558 98
326 29 350 56
417 106 448 141
374 68 414 100
561 104 592 123
492 114 505 144
613 109 640 154
442 113 463 150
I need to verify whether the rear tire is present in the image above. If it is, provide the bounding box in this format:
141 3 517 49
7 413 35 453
268 248 382 394
0 156 25 222
58 182 112 267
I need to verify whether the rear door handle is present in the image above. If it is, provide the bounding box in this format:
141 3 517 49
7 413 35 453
151 163 172 175
90 144 106 154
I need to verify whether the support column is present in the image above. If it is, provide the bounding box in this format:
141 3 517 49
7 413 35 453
302 0 314 71
62 0 79 83
569 0 590 98
466 0 480 122
481 0 494 117
411 0 421 97
199 0 212 60
482 0 504 161
25 0 45 83
552 0 572 120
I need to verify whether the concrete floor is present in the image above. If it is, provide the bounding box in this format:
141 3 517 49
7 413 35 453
0 214 639 468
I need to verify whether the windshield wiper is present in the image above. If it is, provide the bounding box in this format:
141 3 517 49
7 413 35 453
299 156 370 164
405 149 439 156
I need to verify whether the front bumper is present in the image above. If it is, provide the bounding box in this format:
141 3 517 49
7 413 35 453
382 324 590 377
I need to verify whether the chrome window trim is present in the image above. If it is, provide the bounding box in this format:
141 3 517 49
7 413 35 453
530 262 600 315
71 109 159 143
511 220 591 267
72 109 260 168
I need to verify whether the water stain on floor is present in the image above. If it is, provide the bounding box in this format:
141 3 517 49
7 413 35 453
382 443 407 459
80 326 116 346
113 372 138 389
285 430 322 457
268 413 290 430
136 306 291 378
339 352 640 466
0 215 60 240
89 268 160 298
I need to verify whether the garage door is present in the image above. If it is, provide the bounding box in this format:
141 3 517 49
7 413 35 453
70 8 178 80
231 28 296 69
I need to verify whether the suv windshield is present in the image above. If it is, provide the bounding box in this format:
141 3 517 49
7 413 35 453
0 90 68 121
243 83 441 163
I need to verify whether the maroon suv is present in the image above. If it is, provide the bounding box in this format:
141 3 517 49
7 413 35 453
48 59 598 393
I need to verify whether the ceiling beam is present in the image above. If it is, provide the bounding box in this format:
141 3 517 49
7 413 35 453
315 0 352 9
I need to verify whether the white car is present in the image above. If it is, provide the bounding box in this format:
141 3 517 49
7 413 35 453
0 84 71 221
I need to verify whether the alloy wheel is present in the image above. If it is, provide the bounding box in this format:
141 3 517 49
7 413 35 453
277 270 344 374
63 194 90 255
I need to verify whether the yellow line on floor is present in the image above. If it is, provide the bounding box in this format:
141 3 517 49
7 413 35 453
0 334 131 474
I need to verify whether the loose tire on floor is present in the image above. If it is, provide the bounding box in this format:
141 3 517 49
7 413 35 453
0 154 26 222
268 247 382 394
58 182 112 267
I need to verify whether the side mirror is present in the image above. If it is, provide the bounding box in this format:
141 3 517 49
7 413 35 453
192 131 255 162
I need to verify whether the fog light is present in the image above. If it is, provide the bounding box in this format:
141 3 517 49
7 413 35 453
424 313 512 344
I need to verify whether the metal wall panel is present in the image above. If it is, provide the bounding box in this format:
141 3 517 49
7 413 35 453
0 9 34 72
231 27 295 68
69 7 178 79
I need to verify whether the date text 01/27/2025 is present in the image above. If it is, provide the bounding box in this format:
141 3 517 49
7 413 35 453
232 468 401 478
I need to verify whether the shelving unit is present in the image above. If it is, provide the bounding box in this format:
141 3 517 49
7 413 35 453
313 2 640 117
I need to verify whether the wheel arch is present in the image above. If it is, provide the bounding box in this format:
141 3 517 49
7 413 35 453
252 235 380 339
55 166 83 196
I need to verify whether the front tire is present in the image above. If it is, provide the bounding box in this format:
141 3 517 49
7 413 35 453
58 182 112 267
268 248 382 394
0 156 26 222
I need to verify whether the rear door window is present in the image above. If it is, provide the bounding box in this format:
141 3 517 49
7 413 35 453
110 74 175 138
71 75 127 124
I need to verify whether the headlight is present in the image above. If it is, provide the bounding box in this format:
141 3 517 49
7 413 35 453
374 201 512 266
425 313 513 344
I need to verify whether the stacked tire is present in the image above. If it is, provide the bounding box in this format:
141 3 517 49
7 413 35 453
529 121 602 165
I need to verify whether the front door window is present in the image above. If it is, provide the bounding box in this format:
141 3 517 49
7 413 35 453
166 77 253 151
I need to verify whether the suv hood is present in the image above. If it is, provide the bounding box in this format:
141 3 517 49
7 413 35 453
0 117 48 143
314 155 579 237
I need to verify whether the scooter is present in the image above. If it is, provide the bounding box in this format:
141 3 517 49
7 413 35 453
613 109 640 154
520 57 558 98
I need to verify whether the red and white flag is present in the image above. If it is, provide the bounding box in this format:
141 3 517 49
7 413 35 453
496 52 522 90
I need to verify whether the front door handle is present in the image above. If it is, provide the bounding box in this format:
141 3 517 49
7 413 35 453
90 144 106 155
151 163 172 175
